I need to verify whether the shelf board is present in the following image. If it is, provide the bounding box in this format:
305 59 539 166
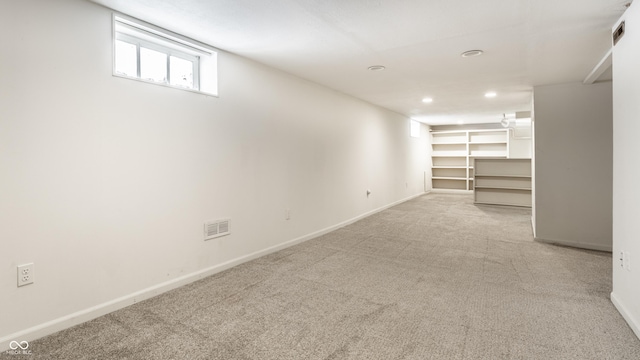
432 142 467 145
468 129 508 134
469 141 507 145
474 200 531 208
469 154 507 158
432 189 474 194
430 130 469 135
475 186 532 191
432 166 467 169
432 176 467 181
432 154 467 158
475 174 531 179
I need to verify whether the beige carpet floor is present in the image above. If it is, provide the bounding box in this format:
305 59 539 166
15 193 640 359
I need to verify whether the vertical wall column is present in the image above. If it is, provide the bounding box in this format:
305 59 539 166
532 82 613 251
611 3 640 340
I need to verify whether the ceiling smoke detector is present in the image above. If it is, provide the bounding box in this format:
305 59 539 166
368 65 386 71
461 50 484 58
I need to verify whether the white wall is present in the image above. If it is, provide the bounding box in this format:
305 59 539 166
509 118 533 159
533 82 613 251
611 2 640 340
0 0 428 346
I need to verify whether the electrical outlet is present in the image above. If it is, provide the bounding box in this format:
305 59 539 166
620 252 632 271
17 263 34 287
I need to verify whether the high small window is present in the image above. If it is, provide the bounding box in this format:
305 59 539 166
113 15 217 96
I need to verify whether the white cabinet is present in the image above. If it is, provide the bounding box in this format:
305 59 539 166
474 158 532 207
431 129 508 191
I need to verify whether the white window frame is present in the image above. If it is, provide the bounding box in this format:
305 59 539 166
115 32 200 89
112 14 218 96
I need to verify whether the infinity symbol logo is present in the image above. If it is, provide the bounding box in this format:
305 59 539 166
9 340 29 350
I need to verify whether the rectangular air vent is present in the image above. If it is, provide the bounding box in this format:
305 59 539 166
614 21 625 46
204 218 231 240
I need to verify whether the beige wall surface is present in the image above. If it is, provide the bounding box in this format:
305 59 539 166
611 2 640 340
0 0 428 346
533 81 613 251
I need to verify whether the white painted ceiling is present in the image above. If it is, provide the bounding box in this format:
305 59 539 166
90 0 627 125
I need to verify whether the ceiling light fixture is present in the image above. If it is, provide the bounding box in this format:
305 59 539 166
485 92 497 98
422 97 433 103
461 49 484 58
368 65 386 71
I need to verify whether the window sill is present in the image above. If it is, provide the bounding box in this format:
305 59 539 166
112 73 219 98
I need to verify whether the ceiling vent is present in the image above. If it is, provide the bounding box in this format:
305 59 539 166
367 65 386 71
461 49 484 58
614 21 625 46
204 218 231 240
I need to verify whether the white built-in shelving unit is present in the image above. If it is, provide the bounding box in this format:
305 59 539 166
474 158 532 207
431 129 509 192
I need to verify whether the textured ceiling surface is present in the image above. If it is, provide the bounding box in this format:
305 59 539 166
90 0 627 124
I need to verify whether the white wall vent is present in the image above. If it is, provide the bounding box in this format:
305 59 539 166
204 218 231 240
614 21 625 46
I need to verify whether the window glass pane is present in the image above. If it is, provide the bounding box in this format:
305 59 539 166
115 40 137 77
140 47 167 83
169 56 194 89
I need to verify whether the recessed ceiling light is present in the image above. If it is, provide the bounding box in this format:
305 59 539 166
422 97 433 103
368 65 386 71
485 92 497 98
461 50 484 58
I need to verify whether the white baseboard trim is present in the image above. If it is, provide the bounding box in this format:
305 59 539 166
611 292 640 341
534 236 612 252
1 192 426 351
530 217 536 238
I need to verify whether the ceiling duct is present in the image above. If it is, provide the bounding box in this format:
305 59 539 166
614 21 625 45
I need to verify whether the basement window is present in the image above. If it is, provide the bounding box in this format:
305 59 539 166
113 14 218 96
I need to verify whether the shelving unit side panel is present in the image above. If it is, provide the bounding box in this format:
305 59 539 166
433 178 467 190
475 176 532 189
474 158 531 177
475 188 532 207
